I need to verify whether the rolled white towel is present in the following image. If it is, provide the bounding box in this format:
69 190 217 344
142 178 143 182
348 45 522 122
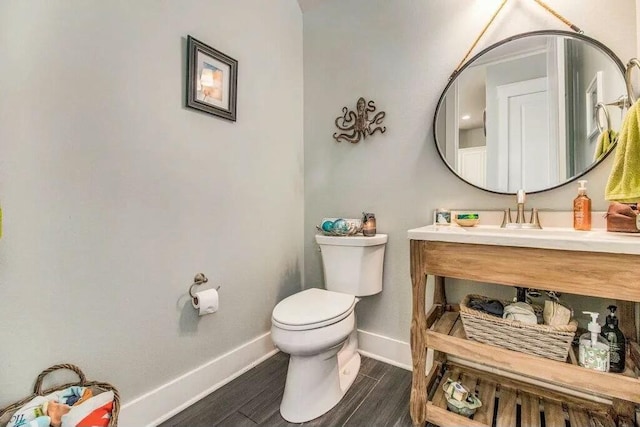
503 302 537 324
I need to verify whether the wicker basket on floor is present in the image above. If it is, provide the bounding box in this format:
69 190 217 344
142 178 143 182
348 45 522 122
0 364 120 427
460 294 578 362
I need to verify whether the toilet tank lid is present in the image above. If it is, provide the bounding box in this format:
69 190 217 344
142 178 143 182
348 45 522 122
315 234 388 246
272 288 355 327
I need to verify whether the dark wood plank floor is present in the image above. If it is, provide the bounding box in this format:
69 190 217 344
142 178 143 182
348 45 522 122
159 352 414 427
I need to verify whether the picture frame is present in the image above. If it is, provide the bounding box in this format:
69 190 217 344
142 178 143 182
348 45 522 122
186 35 238 121
585 71 603 139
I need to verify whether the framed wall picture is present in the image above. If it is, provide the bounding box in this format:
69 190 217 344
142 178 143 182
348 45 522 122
585 71 603 139
186 35 238 121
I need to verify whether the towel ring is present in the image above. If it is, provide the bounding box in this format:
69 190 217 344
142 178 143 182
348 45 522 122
625 58 640 106
595 102 610 133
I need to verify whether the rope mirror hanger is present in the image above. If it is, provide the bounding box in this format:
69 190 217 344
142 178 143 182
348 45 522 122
451 0 583 80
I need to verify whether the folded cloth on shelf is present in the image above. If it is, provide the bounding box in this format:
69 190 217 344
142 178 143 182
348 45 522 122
605 101 640 203
503 302 538 324
543 300 572 326
593 129 618 161
468 298 504 317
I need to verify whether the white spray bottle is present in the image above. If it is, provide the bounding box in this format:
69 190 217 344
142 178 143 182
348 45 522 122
578 311 609 372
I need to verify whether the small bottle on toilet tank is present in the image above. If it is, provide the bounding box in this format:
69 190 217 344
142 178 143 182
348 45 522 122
362 212 376 236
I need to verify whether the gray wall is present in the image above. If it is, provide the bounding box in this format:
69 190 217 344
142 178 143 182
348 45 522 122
303 0 636 343
0 0 303 406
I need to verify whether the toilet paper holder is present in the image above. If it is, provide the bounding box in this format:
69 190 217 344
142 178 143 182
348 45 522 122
189 273 220 301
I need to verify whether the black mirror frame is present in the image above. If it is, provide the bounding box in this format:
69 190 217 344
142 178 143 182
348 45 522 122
433 30 625 195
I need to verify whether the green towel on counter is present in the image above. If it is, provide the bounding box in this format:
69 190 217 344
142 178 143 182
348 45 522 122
605 101 640 203
593 129 617 161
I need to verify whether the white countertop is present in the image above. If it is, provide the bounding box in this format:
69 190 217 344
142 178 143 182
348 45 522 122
407 224 640 255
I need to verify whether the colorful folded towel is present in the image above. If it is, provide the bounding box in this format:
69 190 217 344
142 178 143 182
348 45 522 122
605 101 640 203
6 396 48 427
593 129 617 161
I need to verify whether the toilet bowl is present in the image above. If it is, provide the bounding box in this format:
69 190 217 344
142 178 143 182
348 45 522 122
271 288 360 423
271 233 387 423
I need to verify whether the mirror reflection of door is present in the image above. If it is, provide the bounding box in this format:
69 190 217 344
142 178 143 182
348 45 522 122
482 41 560 192
495 77 552 192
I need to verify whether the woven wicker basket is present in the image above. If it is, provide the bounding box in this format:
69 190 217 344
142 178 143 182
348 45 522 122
460 294 578 362
0 364 120 427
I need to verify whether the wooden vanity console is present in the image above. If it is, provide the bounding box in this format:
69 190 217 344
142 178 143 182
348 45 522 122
409 236 640 427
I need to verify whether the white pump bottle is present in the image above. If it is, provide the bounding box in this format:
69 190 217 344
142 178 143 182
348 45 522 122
578 311 609 372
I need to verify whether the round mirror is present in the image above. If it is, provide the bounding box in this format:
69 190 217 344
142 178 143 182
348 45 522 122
434 30 627 194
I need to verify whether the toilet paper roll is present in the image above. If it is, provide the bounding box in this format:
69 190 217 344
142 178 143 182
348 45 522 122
192 288 219 316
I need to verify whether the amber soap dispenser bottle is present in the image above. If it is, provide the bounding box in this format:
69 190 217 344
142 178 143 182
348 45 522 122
573 180 591 230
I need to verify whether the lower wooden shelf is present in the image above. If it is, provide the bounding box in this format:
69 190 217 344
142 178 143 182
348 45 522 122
424 362 636 427
425 305 640 404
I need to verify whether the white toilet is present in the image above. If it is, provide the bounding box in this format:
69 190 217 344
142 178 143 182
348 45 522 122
271 233 387 423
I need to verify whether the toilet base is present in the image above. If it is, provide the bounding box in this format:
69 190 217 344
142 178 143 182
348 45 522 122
279 333 361 423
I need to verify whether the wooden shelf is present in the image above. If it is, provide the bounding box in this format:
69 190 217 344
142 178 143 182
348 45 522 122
427 306 640 404
423 361 634 427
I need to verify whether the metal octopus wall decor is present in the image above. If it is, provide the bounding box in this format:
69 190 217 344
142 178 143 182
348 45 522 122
333 97 386 143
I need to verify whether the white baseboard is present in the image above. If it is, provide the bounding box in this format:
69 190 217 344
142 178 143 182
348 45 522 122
357 329 412 371
118 329 411 426
118 332 277 427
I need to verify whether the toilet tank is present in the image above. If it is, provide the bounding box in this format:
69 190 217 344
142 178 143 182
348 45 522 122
315 234 387 296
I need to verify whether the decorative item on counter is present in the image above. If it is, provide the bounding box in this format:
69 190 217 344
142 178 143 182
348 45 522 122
332 218 349 234
442 379 482 417
601 305 626 373
573 180 592 231
333 97 386 143
543 300 572 326
317 218 363 236
362 212 376 236
435 208 451 226
579 311 610 372
605 202 639 233
321 219 334 232
454 213 479 227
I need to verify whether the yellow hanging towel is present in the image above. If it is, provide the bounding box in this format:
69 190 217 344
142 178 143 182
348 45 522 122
605 101 640 203
593 129 617 162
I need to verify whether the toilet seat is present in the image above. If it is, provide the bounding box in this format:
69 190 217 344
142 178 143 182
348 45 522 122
272 288 356 331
